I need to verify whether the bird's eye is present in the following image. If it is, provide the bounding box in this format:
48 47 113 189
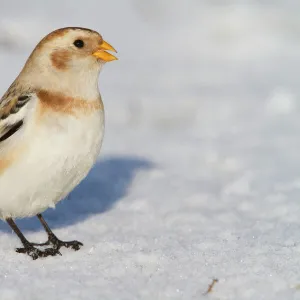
73 39 84 48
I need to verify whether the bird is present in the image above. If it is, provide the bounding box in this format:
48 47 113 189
0 27 117 259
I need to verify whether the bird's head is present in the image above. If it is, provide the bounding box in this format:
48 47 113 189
20 27 117 98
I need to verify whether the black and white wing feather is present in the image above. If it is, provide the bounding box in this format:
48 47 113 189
0 82 33 142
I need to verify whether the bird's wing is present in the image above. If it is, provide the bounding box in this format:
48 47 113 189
0 83 33 143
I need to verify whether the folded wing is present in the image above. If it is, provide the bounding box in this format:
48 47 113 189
0 83 33 143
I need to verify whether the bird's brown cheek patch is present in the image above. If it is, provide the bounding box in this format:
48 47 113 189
50 49 71 70
37 90 103 118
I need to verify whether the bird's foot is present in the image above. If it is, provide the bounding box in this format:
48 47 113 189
48 234 83 251
31 235 83 251
16 243 62 260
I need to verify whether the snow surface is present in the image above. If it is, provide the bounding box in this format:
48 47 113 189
0 1 300 299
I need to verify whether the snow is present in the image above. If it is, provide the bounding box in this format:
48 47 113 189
0 0 300 299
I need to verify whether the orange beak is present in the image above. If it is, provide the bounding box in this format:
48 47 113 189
92 40 117 62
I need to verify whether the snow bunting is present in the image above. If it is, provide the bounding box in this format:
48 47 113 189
0 27 117 259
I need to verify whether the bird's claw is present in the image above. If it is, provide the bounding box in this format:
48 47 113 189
16 244 62 260
52 239 83 251
15 235 83 259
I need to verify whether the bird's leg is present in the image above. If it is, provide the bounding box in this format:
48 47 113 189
36 214 83 251
6 218 61 260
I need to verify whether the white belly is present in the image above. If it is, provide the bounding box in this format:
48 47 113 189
0 109 104 219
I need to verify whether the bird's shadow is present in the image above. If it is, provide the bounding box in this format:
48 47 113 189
0 156 152 233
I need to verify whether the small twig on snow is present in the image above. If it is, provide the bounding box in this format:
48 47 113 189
203 278 219 295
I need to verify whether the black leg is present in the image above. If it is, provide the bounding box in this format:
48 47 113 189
6 218 61 260
36 214 83 251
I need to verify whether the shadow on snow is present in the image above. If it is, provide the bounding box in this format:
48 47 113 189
0 155 152 233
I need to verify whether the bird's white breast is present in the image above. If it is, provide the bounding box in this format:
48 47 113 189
0 99 104 219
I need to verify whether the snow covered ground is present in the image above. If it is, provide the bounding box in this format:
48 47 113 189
0 0 300 299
